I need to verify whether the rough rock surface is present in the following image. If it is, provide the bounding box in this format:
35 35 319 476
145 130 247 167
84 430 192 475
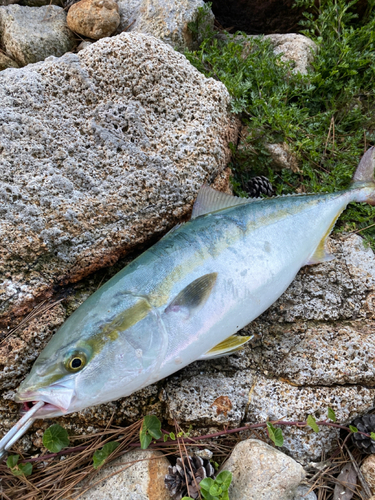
0 32 238 333
77 449 170 499
117 0 213 50
264 34 317 75
67 0 120 40
0 51 18 70
0 5 76 66
361 455 375 494
223 439 305 500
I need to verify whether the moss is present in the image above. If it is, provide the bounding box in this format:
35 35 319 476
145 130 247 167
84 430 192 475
185 0 375 249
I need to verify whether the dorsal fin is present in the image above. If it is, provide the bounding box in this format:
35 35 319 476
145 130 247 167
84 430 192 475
191 185 254 219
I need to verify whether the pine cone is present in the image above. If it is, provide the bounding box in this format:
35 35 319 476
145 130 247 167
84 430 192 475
245 175 274 198
165 455 215 500
351 414 375 454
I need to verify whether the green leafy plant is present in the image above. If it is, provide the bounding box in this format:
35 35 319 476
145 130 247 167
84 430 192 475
266 422 284 447
6 455 33 477
182 470 233 500
140 415 162 449
93 441 120 469
185 0 375 249
42 424 70 453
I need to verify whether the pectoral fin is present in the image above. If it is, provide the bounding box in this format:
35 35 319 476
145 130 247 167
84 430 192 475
199 335 252 360
165 273 218 316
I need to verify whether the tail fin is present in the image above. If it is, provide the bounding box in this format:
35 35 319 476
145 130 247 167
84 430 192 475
351 147 375 205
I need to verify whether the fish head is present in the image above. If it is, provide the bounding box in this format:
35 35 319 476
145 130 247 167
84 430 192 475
15 292 168 418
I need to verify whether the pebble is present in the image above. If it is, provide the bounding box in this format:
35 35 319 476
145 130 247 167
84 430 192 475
360 455 375 494
223 439 305 500
67 0 120 40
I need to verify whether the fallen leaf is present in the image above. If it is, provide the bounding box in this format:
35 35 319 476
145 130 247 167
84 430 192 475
333 463 357 500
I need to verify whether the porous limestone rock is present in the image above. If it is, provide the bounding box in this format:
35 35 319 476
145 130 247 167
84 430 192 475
0 51 18 70
0 31 238 373
0 5 76 66
76 449 170 499
67 0 120 40
223 439 305 500
361 455 375 494
264 34 317 75
117 0 214 50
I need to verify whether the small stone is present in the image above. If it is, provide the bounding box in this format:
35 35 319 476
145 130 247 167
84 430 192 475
265 34 318 75
67 0 120 40
265 142 300 172
292 485 317 500
223 439 305 500
360 455 375 494
0 5 76 66
76 40 93 51
0 51 19 70
77 449 170 499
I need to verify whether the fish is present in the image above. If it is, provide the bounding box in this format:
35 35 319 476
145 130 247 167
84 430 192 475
7 148 375 424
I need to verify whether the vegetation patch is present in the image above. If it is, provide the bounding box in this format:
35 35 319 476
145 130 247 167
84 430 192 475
186 0 375 249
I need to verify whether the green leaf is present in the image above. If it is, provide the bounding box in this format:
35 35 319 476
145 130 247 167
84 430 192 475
169 432 176 440
181 498 194 500
42 424 70 453
328 407 336 422
6 455 33 477
6 455 19 468
18 463 33 476
215 470 232 491
370 432 375 441
349 425 359 433
267 422 284 446
140 428 153 450
163 434 168 442
93 441 120 469
307 415 319 433
199 477 215 492
140 415 162 449
143 415 162 439
209 484 223 496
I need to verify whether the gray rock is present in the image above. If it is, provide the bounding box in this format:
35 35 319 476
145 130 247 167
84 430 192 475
75 449 170 499
223 439 305 500
0 31 238 380
0 51 19 70
117 0 214 50
0 5 76 66
293 485 317 500
263 34 317 75
265 142 300 172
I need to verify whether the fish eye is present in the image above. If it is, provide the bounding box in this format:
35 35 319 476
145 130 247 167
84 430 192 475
65 351 87 373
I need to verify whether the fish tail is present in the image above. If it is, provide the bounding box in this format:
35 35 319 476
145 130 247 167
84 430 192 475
350 147 375 205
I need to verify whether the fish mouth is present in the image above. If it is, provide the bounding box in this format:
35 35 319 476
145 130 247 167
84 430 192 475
15 381 75 418
19 400 65 417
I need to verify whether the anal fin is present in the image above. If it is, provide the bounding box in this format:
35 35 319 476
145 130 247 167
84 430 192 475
305 212 342 265
199 335 252 360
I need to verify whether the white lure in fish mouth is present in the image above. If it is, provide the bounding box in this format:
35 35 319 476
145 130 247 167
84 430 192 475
15 380 76 418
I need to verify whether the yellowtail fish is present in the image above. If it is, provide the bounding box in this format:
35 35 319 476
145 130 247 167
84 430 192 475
0 148 374 456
